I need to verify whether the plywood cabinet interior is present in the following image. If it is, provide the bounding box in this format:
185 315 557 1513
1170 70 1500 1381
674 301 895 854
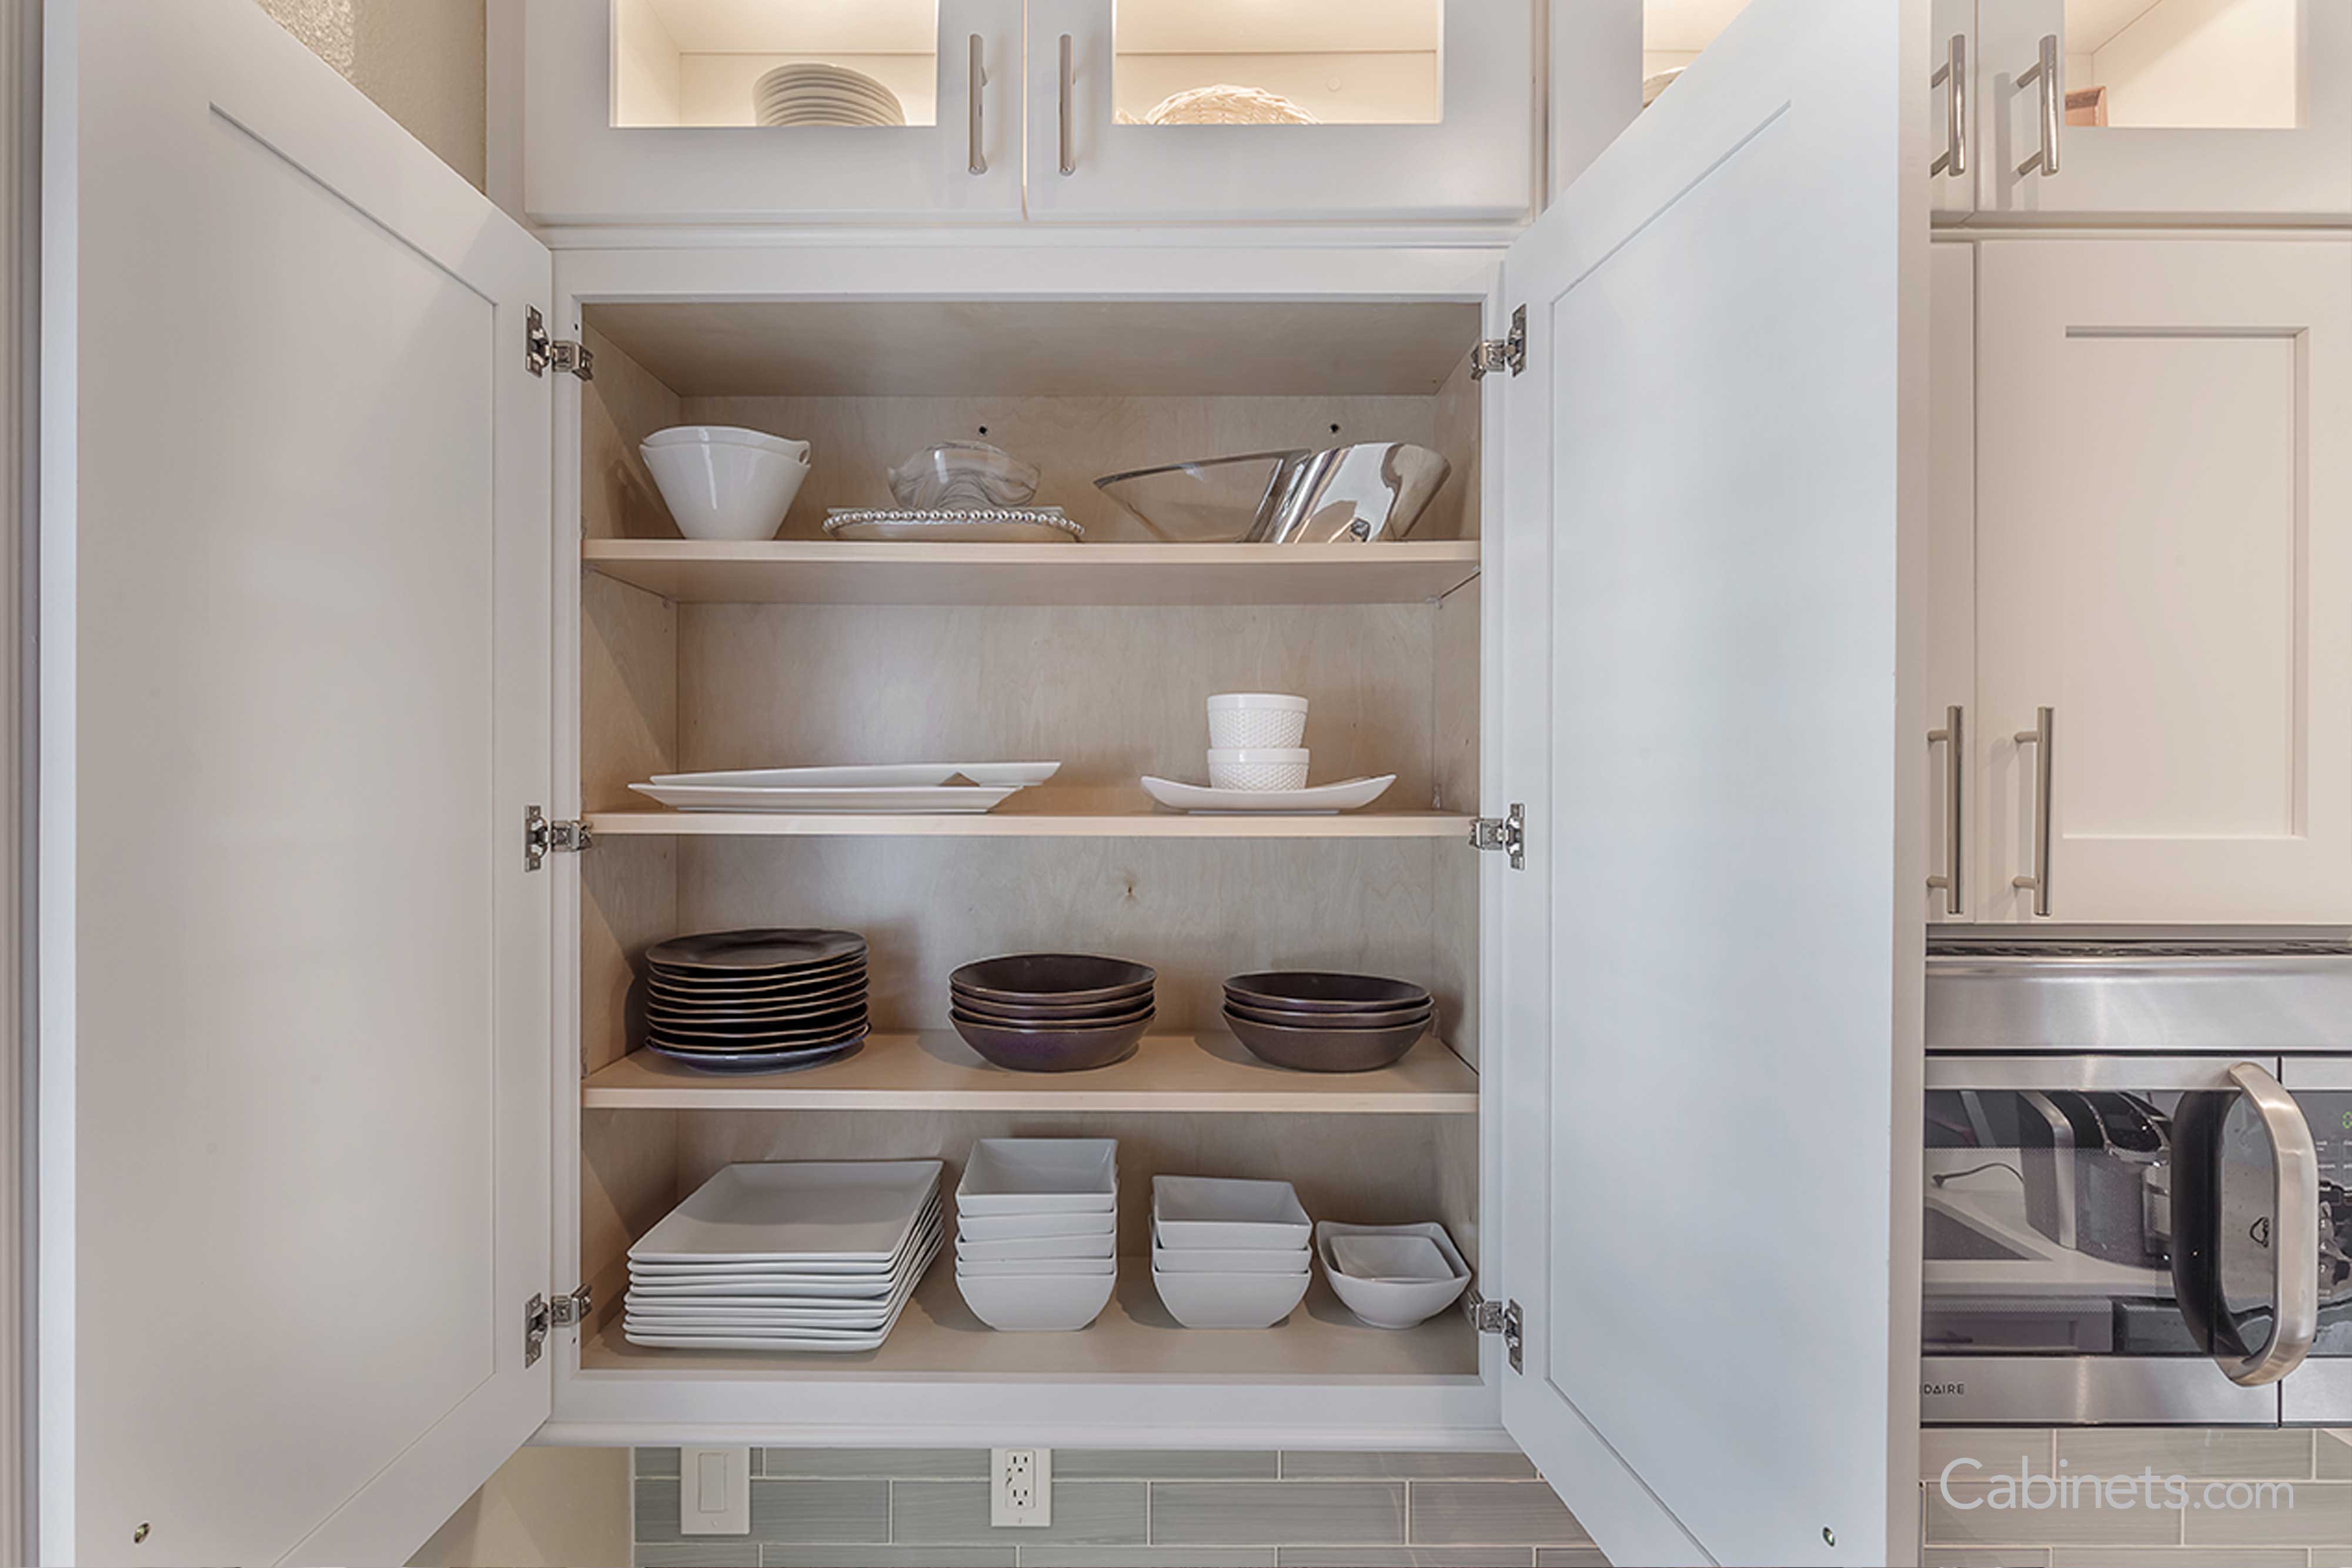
562 298 1493 1429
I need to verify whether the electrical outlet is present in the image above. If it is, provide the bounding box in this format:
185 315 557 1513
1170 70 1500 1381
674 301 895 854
990 1446 1051 1527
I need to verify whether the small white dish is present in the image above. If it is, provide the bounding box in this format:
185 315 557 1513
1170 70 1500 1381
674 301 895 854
1207 693 1309 750
1139 774 1396 815
643 436 811 541
1151 1265 1312 1329
1207 746 1310 791
954 1231 1116 1262
1151 1176 1310 1251
1151 1238 1309 1276
647 762 1060 790
956 1138 1119 1216
953 1253 1117 1278
1315 1221 1472 1330
954 1208 1115 1242
628 783 1023 814
956 1268 1118 1331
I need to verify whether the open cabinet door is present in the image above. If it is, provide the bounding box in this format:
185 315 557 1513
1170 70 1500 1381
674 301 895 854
1491 1 1926 1564
41 1 554 1562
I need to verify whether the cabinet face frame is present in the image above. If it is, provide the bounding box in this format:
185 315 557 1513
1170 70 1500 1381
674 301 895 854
520 0 1025 226
538 243 1510 1445
1976 0 2352 222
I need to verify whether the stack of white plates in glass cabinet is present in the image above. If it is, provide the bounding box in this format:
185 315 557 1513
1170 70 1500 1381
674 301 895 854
753 63 906 127
624 1161 943 1352
1151 1176 1314 1329
953 1139 1120 1332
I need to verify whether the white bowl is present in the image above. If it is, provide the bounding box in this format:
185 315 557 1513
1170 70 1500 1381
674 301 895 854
1151 1238 1309 1275
954 1253 1116 1278
642 439 810 541
1151 1176 1311 1250
1207 747 1309 792
1315 1221 1471 1330
1208 693 1309 749
954 1207 1113 1242
957 1268 1117 1331
956 1138 1120 1216
643 425 811 462
1151 1265 1311 1329
955 1231 1116 1262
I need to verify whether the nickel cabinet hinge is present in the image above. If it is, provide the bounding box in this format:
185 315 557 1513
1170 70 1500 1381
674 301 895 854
523 1284 594 1367
524 804 593 872
1468 803 1526 871
1465 1289 1524 1373
1470 304 1526 380
525 305 594 380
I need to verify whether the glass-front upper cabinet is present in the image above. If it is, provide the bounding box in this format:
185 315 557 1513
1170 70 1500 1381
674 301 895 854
1020 0 1535 223
522 0 1024 225
1977 0 2352 219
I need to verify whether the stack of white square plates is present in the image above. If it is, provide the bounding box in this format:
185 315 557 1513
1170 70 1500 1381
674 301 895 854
953 1139 1119 1332
624 1161 944 1352
753 63 906 127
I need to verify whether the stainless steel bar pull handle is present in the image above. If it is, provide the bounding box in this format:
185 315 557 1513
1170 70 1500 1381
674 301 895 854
1931 34 1967 178
1926 706 1963 914
2221 1063 2321 1386
1058 34 1077 176
2011 707 2053 916
2015 32 2060 178
967 35 988 176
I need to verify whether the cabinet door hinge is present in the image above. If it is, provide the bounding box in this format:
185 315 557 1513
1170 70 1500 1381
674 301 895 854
526 305 594 380
524 1284 593 1367
1470 304 1526 380
1468 803 1526 871
524 804 593 871
1465 1289 1524 1373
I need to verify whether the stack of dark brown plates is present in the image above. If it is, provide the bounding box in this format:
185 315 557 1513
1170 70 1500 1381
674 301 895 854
948 954 1155 1072
643 929 868 1073
1222 971 1434 1073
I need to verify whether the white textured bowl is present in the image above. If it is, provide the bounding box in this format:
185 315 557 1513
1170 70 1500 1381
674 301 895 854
642 439 810 541
1151 1266 1312 1329
1208 693 1309 749
1207 747 1309 792
956 1268 1117 1331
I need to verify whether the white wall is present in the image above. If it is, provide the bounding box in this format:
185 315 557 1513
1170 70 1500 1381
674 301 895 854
2087 0 2297 129
253 0 488 187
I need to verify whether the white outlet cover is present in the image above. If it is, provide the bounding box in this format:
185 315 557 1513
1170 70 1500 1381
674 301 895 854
679 1447 751 1535
990 1446 1052 1527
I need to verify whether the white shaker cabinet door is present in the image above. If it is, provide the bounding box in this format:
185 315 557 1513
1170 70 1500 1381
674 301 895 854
1490 0 1925 1562
45 1 556 1562
1929 242 1979 921
1976 239 2352 922
1977 0 2352 221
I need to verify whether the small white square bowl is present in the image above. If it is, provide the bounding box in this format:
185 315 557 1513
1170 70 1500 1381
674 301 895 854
1150 1265 1312 1329
1151 1175 1311 1250
1315 1221 1471 1330
956 1138 1118 1215
956 1268 1118 1331
954 1208 1117 1242
955 1231 1117 1262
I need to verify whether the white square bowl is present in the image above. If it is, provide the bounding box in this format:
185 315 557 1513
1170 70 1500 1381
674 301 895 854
1150 1232 1310 1275
954 1208 1117 1242
1151 1175 1310 1250
956 1138 1119 1216
956 1269 1119 1330
1315 1221 1471 1330
954 1253 1116 1279
1150 1265 1312 1329
955 1231 1117 1262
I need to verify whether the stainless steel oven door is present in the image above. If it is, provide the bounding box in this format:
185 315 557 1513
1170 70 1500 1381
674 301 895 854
2280 1056 2352 1423
1921 1055 2337 1425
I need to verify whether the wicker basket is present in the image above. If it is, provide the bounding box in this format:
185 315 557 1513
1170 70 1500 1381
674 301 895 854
1142 84 1319 126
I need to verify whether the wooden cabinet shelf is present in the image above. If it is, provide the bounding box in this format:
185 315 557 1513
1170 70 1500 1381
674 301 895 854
582 539 1482 607
587 805 1474 840
580 1254 1481 1380
582 1031 1479 1114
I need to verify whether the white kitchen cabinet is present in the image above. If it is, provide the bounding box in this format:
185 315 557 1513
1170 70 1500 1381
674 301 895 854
45 1 1929 1565
1972 237 2352 922
519 0 1534 229
1974 0 2352 221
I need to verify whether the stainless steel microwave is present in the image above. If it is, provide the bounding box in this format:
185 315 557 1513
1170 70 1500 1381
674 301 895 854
1921 938 2352 1426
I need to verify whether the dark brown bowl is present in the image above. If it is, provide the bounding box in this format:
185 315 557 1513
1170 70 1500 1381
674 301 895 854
949 1009 1153 1072
1224 994 1434 1031
1224 971 1431 1014
950 986 1155 1024
1224 1006 1427 1073
953 953 1157 1007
